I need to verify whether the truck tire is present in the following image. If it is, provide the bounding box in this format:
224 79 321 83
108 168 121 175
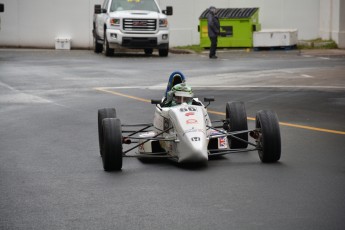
94 37 103 53
225 101 248 149
255 110 281 163
98 108 116 156
159 48 169 57
102 118 123 171
103 30 114 57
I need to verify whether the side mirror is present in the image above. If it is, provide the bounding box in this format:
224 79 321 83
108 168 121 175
204 97 215 108
204 97 215 103
151 99 161 105
163 6 173 15
94 5 101 14
0 4 4 13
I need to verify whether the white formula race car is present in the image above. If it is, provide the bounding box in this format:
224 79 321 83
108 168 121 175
97 97 281 171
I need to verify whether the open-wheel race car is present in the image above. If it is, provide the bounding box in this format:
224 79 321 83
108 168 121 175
97 72 281 171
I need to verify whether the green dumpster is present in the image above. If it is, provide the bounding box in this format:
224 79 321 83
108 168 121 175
199 8 261 48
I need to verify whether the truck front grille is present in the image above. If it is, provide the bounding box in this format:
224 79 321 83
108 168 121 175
123 19 157 32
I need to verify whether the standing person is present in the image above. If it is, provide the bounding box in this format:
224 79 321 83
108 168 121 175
207 6 220 59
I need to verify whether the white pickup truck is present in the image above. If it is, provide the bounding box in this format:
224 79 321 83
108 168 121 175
93 0 173 57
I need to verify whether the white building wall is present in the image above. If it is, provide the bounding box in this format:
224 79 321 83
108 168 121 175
339 0 345 48
0 0 102 48
0 0 343 48
319 0 345 48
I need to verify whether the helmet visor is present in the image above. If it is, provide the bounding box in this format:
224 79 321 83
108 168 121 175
174 96 192 104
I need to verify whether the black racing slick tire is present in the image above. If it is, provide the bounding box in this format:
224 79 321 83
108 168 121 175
102 118 123 171
98 108 116 156
255 110 281 163
225 101 248 149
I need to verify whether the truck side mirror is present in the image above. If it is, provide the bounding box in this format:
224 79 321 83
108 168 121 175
163 6 173 16
0 4 4 13
94 5 101 14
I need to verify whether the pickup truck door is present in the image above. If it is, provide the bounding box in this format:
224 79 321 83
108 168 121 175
96 0 111 39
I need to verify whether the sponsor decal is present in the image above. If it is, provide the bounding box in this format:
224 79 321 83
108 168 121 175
185 112 194 116
218 136 228 149
188 107 197 111
186 119 198 124
191 137 200 141
139 144 144 151
180 108 188 112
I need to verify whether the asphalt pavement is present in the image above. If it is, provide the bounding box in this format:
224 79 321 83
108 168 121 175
0 48 345 230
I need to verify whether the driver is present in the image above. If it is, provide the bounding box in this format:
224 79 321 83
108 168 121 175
163 83 194 107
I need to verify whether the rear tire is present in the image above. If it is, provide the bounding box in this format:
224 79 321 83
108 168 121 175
102 118 123 171
225 101 248 149
256 110 281 163
98 108 116 156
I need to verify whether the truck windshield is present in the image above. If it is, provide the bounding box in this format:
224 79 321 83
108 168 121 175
110 0 159 12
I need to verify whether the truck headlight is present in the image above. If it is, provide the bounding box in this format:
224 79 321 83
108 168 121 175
159 19 168 27
110 18 120 26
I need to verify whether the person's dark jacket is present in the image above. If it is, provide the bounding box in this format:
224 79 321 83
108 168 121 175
207 11 220 38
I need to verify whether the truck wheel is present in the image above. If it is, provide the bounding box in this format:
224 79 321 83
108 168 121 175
103 31 114 57
225 101 248 149
98 108 116 156
94 37 103 53
159 48 169 57
144 48 153 55
102 118 123 171
256 110 281 163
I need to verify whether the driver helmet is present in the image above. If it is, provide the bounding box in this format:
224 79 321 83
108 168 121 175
172 83 194 105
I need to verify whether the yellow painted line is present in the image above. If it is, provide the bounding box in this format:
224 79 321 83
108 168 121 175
95 87 151 103
209 110 345 135
278 122 345 135
95 88 345 135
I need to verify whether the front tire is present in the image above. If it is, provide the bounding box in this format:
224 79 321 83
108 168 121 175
98 108 116 156
94 37 103 53
102 118 123 171
159 48 169 57
256 110 281 163
144 48 153 55
225 101 248 149
103 31 114 57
